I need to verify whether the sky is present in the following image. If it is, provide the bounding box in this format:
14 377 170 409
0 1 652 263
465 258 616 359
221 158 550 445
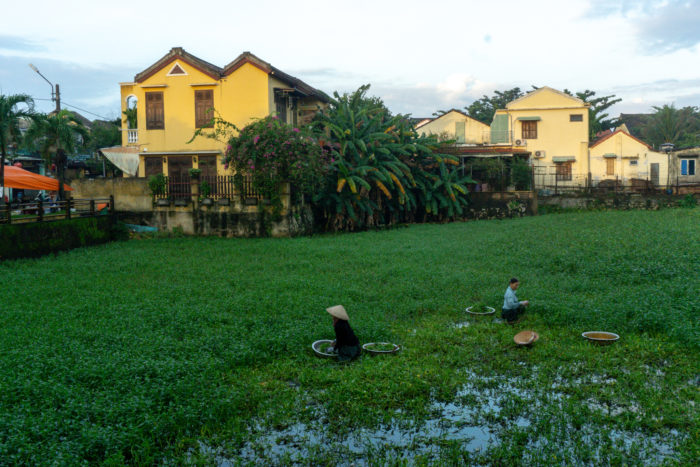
1 0 699 122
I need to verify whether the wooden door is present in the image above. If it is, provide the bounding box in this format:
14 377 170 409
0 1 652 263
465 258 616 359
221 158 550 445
650 163 659 186
167 157 192 198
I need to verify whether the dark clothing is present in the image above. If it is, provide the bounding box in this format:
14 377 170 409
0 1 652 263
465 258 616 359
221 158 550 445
502 305 526 323
334 320 360 362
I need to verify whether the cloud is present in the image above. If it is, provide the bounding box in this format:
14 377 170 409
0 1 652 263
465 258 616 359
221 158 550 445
366 74 507 117
0 34 44 52
585 0 700 53
636 1 700 53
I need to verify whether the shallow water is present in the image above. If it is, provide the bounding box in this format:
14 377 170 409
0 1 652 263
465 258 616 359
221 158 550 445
195 367 683 465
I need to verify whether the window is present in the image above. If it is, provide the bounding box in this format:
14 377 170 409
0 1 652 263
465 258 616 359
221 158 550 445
274 93 287 123
606 158 615 176
522 120 537 139
570 114 583 122
556 162 572 181
455 121 466 143
630 160 638 166
195 90 214 128
681 159 696 175
144 157 162 177
145 92 164 130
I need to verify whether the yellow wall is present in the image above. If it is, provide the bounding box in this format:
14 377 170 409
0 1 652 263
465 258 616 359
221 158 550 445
590 132 667 185
418 111 490 144
122 60 271 177
497 87 590 181
123 59 328 178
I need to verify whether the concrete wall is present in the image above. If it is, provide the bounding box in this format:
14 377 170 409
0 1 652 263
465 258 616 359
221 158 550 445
70 178 152 211
118 205 314 238
538 193 696 210
69 178 312 237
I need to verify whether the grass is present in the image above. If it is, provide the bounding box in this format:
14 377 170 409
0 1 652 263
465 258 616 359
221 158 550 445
0 209 698 465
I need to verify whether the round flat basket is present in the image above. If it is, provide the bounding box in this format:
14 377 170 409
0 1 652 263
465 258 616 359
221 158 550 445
362 342 401 355
465 305 496 316
311 339 337 358
582 331 620 345
514 330 540 346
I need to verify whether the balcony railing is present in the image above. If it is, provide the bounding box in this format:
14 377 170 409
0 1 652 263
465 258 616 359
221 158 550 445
127 129 138 144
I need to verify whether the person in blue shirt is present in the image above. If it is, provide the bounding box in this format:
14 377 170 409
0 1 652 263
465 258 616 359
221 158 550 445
502 278 529 323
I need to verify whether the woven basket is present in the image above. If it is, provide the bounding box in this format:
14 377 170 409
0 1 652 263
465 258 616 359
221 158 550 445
514 330 540 346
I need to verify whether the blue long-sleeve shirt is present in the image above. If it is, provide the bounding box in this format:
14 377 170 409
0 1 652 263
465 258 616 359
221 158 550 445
503 287 521 310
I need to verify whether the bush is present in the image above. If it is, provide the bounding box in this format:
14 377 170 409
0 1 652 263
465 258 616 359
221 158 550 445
225 115 326 210
0 217 126 260
148 174 166 196
679 194 697 208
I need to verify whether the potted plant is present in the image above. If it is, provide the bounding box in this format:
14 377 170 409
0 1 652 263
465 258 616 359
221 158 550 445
188 168 202 179
148 174 170 206
200 180 213 206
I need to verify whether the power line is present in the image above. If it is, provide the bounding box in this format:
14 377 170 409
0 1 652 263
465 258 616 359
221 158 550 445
61 102 112 121
28 96 113 121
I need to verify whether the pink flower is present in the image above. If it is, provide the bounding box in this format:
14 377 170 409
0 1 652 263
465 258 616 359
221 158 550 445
293 128 300 133
253 135 260 144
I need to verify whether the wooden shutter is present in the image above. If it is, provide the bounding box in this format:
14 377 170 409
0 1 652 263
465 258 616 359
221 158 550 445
522 121 537 139
556 162 572 181
146 92 164 130
195 90 214 128
606 158 615 175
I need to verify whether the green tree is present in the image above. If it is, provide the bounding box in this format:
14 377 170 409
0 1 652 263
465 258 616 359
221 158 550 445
25 110 89 199
642 104 700 148
0 94 35 203
87 118 121 152
315 85 472 230
465 88 524 124
564 89 622 139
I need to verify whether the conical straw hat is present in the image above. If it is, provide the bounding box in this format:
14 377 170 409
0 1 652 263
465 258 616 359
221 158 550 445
326 305 349 321
514 330 539 345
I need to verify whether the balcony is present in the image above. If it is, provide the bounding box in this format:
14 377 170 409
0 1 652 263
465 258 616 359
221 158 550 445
127 129 138 144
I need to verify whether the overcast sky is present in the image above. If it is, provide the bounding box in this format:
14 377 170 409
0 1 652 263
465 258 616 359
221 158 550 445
1 0 699 122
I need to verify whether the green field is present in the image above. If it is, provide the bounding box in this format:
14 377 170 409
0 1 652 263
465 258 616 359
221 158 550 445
1 209 698 465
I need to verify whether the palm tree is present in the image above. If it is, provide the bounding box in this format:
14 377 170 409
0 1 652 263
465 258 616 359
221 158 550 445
0 94 35 204
25 110 88 199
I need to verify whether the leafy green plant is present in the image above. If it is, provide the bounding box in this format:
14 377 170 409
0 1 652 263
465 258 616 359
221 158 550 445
200 180 211 199
188 168 202 179
148 173 166 196
679 193 697 208
312 85 473 230
224 115 325 212
510 158 531 190
0 209 697 464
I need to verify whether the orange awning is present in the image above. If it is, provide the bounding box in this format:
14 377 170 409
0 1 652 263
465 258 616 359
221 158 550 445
1 166 73 191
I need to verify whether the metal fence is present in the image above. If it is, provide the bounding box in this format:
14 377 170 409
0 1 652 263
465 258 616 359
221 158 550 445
153 175 261 201
1 197 113 225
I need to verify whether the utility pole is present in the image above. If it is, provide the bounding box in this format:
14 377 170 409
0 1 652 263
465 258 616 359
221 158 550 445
29 64 65 199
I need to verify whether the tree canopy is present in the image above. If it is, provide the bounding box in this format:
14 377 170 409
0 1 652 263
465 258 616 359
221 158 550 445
641 104 700 149
464 88 524 124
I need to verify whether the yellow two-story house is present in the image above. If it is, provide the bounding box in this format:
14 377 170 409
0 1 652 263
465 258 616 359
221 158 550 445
492 87 591 188
108 47 328 179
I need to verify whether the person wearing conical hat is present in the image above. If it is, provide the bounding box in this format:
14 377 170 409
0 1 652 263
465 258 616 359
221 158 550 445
326 305 361 362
